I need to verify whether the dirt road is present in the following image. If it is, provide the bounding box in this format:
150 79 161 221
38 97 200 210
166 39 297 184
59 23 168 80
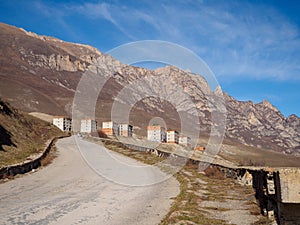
0 136 179 225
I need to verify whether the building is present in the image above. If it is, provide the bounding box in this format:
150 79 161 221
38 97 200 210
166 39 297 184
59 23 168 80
102 121 119 136
179 135 191 147
147 125 166 142
119 124 133 137
80 119 97 133
53 116 72 131
166 130 179 144
194 146 206 151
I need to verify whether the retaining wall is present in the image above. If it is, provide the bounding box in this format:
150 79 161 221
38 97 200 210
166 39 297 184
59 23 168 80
0 136 67 179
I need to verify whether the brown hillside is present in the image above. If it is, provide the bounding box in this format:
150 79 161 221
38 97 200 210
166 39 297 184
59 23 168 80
0 99 63 167
0 22 299 157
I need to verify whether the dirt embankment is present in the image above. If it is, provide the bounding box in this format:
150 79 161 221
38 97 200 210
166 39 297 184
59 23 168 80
0 99 63 167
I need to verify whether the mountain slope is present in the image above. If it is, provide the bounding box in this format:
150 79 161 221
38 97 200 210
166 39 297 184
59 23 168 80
0 22 299 156
0 22 101 115
0 99 63 167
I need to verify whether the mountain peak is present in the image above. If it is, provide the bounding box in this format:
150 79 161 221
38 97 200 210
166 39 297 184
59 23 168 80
260 99 279 112
0 22 299 156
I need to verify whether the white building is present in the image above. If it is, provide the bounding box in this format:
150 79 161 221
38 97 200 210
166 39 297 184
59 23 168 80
119 124 133 137
102 121 119 136
147 125 166 142
80 119 97 133
167 130 179 144
53 116 72 131
179 135 191 147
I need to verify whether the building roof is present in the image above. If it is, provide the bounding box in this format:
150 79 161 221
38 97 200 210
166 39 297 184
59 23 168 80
166 130 179 133
147 125 164 130
53 116 71 119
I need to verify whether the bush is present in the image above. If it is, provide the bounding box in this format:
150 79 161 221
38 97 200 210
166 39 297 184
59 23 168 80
204 166 225 179
94 130 108 138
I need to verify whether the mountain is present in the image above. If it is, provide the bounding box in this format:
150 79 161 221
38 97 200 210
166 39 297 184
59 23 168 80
0 98 63 167
0 22 299 156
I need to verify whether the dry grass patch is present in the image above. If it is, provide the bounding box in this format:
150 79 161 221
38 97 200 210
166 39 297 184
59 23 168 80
0 100 64 167
86 137 266 225
40 146 57 167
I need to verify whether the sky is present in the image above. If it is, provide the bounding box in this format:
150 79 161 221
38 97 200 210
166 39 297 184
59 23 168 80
0 0 299 117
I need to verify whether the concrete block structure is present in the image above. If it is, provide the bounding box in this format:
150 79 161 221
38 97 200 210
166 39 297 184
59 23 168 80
278 168 300 203
147 125 166 142
102 121 119 136
179 135 191 147
251 168 300 224
166 130 179 144
119 124 133 137
53 116 72 131
80 119 97 133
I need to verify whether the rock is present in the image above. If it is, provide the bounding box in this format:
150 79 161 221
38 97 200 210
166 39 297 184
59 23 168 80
1 22 299 155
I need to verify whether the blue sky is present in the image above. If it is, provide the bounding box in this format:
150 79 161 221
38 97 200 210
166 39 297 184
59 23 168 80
0 0 299 117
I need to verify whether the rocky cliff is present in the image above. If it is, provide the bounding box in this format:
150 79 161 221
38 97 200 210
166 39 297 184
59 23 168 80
0 22 299 155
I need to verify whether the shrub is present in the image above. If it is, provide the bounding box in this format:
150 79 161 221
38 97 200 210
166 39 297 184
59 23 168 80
204 166 225 179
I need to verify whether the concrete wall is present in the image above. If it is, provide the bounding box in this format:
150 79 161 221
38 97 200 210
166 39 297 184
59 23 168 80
278 203 300 225
0 136 66 179
278 168 300 203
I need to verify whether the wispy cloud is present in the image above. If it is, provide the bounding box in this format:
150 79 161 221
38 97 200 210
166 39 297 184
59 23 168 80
146 1 300 81
33 1 300 81
71 2 135 39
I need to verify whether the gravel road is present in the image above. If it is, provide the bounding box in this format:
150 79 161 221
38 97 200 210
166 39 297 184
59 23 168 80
0 136 179 225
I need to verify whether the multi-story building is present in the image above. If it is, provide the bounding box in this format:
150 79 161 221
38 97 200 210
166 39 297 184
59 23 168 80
119 124 133 137
102 121 119 136
179 135 191 147
166 130 179 144
147 125 166 142
80 119 97 133
53 116 72 131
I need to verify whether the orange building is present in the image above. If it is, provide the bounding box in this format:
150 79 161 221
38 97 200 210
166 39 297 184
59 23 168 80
147 125 166 142
194 146 206 151
102 121 119 136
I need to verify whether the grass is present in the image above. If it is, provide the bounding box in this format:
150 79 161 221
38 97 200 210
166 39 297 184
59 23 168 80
40 145 57 167
219 140 300 167
160 166 229 225
253 217 272 225
0 99 64 167
86 136 267 225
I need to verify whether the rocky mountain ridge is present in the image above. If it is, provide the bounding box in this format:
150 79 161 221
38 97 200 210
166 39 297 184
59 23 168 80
0 22 299 155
